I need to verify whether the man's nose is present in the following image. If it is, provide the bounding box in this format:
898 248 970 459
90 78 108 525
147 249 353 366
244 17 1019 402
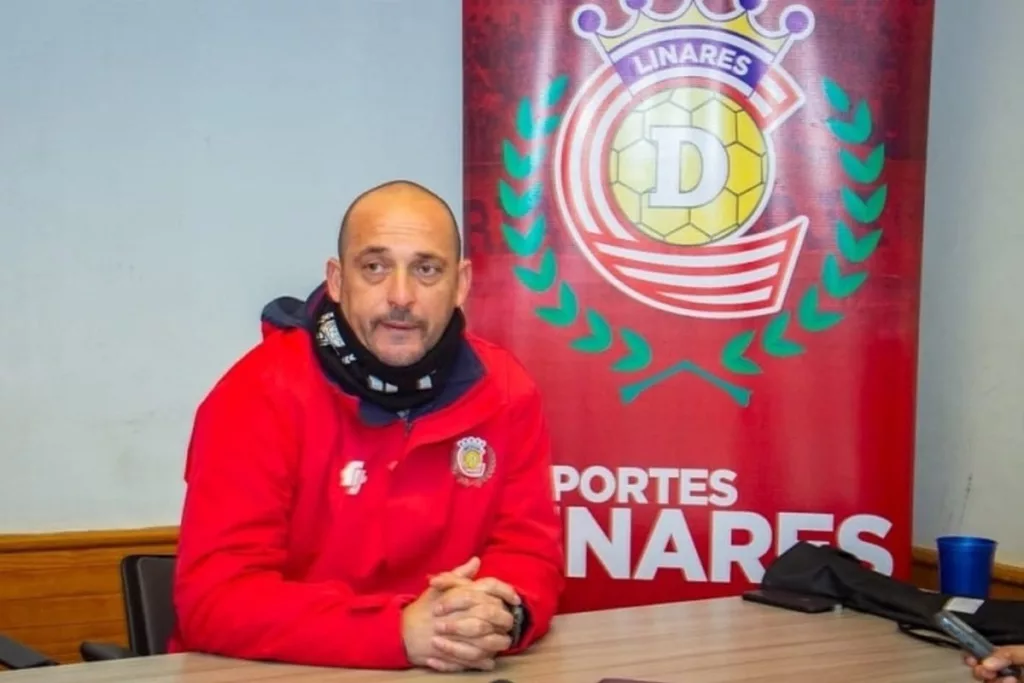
386 269 416 308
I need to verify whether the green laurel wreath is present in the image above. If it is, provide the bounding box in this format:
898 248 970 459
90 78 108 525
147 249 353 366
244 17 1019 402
719 77 886 377
499 75 654 375
496 75 885 407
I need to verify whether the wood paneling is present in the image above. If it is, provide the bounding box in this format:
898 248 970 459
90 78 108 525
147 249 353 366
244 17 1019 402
913 548 1024 602
0 528 1020 665
0 527 177 664
911 546 1024 600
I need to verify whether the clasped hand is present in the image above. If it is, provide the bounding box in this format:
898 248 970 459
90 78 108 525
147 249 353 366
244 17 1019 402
402 557 521 672
964 645 1024 683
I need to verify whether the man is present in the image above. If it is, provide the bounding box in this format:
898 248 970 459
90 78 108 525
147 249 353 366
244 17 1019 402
965 647 1024 682
169 180 565 672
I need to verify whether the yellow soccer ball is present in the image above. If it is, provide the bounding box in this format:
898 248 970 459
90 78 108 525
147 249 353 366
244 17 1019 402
607 86 770 246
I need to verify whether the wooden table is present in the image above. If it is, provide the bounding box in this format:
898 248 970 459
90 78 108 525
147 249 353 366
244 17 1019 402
1 597 971 682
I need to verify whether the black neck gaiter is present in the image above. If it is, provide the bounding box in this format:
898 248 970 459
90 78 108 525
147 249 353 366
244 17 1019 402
309 294 466 412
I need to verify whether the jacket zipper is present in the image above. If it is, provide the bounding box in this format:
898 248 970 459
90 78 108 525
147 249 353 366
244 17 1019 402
397 379 504 458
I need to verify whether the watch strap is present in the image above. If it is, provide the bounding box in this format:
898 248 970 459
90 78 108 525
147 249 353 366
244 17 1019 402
505 600 530 648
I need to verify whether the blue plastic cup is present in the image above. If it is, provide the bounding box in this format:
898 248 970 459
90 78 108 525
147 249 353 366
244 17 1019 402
937 535 997 599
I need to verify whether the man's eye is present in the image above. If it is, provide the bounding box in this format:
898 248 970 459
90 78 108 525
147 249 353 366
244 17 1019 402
417 264 441 277
363 262 385 274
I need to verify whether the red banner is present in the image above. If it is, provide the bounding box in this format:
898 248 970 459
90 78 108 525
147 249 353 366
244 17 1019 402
463 0 934 613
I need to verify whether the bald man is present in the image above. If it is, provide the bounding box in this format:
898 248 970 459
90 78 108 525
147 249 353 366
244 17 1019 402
170 181 564 672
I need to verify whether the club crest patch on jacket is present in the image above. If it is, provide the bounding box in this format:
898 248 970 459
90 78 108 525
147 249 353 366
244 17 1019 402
452 436 495 487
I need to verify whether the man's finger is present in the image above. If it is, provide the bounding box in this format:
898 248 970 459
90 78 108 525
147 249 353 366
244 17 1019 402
436 603 515 636
470 633 512 654
474 577 521 606
435 606 514 639
426 557 480 591
452 556 480 579
430 636 495 669
433 591 482 616
972 664 997 681
425 657 465 673
983 656 1013 672
436 615 493 639
433 588 503 616
429 575 520 608
428 572 472 591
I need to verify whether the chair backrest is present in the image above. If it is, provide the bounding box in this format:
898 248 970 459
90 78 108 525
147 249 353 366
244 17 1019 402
120 554 177 656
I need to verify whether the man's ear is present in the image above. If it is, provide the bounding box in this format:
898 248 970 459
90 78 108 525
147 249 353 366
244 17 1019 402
455 258 472 309
325 257 343 303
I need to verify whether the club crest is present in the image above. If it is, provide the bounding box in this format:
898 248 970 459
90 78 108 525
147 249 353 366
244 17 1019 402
452 436 495 486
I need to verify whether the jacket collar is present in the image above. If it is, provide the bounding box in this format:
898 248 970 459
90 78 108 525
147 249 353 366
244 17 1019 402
355 338 506 445
358 339 482 425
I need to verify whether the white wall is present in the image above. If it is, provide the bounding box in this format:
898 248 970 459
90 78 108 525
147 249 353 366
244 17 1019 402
913 0 1024 565
0 0 462 531
1 0 1022 568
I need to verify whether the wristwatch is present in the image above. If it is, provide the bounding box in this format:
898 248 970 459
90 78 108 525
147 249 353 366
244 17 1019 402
505 600 530 648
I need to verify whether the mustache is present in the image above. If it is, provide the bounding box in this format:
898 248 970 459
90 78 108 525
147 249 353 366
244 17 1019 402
372 308 426 329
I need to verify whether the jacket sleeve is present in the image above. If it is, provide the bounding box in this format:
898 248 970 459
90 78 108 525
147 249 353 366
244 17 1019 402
173 367 414 669
477 385 565 654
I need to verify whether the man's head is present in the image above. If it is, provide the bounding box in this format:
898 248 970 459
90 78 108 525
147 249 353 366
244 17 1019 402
325 180 470 367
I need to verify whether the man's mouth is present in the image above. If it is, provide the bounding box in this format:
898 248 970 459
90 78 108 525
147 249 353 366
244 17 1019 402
380 321 418 331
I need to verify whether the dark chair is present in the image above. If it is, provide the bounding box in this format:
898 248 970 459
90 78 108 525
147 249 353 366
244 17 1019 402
80 554 177 661
0 634 58 670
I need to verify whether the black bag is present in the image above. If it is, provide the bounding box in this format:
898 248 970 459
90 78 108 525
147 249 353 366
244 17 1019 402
761 542 1024 647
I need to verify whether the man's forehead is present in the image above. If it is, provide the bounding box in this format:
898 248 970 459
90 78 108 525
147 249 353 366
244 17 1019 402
350 212 456 251
350 210 451 241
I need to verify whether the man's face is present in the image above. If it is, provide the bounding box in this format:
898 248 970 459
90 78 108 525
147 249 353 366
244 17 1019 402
326 193 470 367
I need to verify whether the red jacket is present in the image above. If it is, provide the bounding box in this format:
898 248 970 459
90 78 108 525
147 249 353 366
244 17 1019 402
169 291 564 668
